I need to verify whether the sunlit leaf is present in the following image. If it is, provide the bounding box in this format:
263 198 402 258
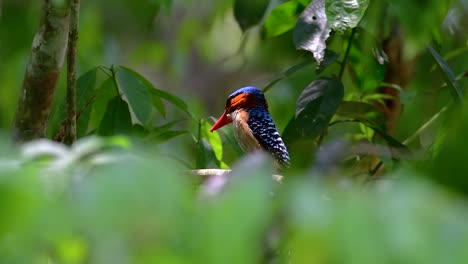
233 0 270 32
114 66 153 125
262 1 301 38
294 0 331 63
97 96 132 136
201 120 223 162
295 77 344 138
325 0 369 32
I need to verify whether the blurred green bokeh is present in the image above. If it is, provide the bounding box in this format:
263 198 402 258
1 0 468 263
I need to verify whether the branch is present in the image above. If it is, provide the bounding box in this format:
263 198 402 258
190 169 284 182
64 0 80 145
12 0 71 142
339 27 356 80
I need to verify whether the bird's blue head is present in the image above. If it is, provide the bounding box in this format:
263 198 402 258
211 86 268 132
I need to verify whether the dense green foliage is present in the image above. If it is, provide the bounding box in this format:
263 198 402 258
1 0 468 263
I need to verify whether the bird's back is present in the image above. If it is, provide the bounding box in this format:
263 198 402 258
232 106 290 167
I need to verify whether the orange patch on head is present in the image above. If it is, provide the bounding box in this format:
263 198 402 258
227 93 266 112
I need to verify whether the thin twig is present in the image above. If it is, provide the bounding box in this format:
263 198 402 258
64 0 80 145
339 28 356 80
403 106 448 145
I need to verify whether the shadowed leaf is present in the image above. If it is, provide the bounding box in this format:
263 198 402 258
117 66 167 118
114 67 153 125
98 96 132 136
233 0 270 32
295 77 344 138
427 44 463 103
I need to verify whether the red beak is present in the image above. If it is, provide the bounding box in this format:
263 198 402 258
210 111 232 132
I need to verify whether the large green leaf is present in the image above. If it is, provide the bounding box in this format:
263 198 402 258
117 66 167 118
87 77 119 134
114 66 153 125
233 0 270 32
97 96 133 136
295 77 344 138
294 0 331 64
262 1 301 38
325 0 369 32
148 88 190 116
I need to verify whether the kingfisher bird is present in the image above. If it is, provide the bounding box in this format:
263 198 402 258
210 87 290 167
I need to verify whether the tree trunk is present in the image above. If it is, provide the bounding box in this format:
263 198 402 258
12 0 70 142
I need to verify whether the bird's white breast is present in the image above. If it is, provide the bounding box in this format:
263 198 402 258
229 110 261 153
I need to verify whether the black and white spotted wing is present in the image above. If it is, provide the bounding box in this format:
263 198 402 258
247 108 291 167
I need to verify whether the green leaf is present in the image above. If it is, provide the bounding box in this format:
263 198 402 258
281 116 302 145
336 101 385 129
233 0 270 32
427 45 463 103
297 0 312 6
295 77 344 138
97 96 133 136
114 66 153 125
88 77 119 134
148 88 190 116
294 0 331 63
201 120 223 162
325 0 369 32
117 66 167 118
262 1 301 38
145 119 188 142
